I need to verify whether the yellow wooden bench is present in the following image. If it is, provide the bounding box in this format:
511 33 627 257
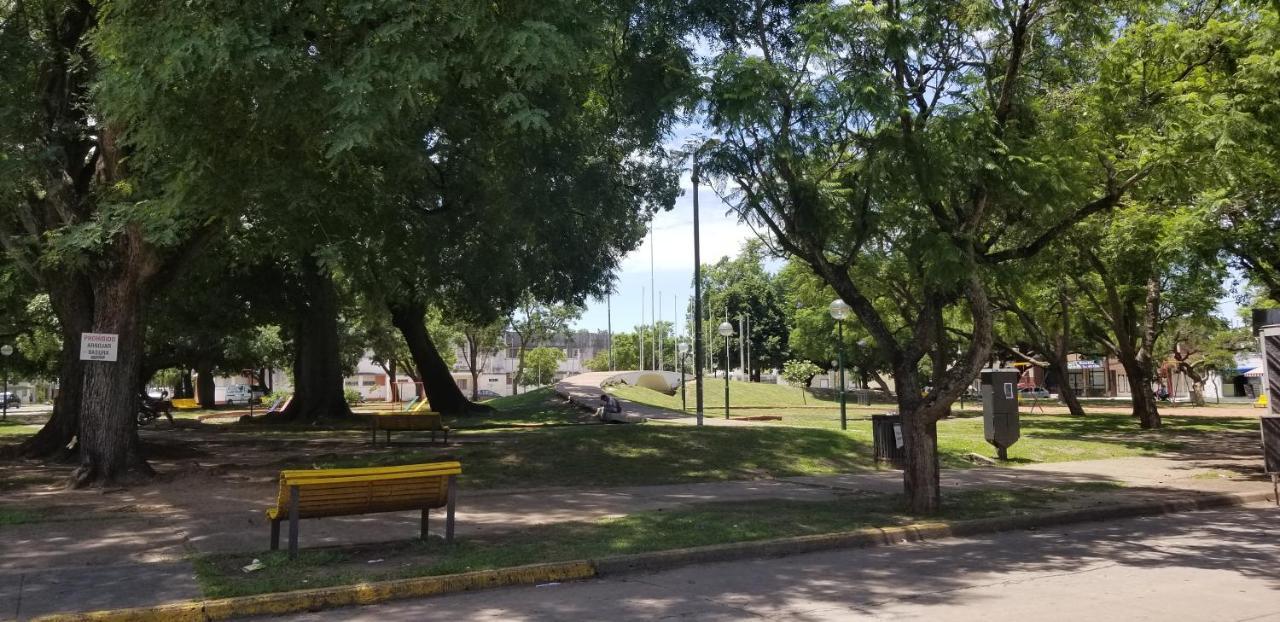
171 398 199 410
266 462 461 559
369 412 450 445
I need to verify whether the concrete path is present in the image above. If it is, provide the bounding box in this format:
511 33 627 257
275 504 1280 621
553 372 761 427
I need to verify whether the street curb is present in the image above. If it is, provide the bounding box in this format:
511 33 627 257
29 561 596 622
31 489 1275 621
594 489 1276 574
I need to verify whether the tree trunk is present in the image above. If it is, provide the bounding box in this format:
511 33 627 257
871 373 892 397
388 300 483 414
178 370 194 399
1047 356 1086 417
895 373 941 513
16 278 93 459
195 362 215 408
277 256 353 422
512 347 527 396
74 266 152 487
388 358 399 402
1120 356 1161 428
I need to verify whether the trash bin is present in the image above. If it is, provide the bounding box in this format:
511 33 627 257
872 413 905 468
980 369 1021 460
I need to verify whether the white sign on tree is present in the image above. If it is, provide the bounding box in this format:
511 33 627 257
80 333 119 362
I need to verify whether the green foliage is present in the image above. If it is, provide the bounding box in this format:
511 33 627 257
694 240 790 374
521 347 566 387
343 389 363 405
781 359 822 388
509 298 581 387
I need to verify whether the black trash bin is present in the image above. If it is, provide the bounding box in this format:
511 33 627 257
871 413 905 468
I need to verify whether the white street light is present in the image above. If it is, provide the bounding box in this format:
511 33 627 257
829 299 851 429
717 321 733 419
1 344 13 421
828 299 852 320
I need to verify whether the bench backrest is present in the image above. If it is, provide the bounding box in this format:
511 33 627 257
172 398 199 410
372 413 444 431
274 462 461 520
402 396 421 412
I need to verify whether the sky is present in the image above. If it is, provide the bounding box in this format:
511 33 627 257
573 172 760 334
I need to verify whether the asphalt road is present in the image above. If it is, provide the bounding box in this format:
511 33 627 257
269 504 1280 621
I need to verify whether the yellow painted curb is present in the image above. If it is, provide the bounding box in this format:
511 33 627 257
31 560 596 622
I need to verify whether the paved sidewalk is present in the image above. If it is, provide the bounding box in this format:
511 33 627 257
3 450 1275 620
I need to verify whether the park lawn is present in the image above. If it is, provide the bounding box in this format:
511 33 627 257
443 388 590 430
193 482 1118 599
611 379 838 410
299 392 1256 490
312 424 876 489
0 421 40 437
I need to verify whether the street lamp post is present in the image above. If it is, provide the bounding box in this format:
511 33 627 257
718 321 733 419
692 154 705 426
0 345 12 422
678 342 690 411
829 300 851 430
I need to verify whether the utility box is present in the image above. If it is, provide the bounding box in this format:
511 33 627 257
980 369 1021 460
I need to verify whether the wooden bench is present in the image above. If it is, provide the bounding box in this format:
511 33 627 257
369 413 450 445
171 398 199 410
265 462 461 559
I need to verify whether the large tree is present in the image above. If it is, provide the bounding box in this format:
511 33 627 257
1071 204 1225 426
695 0 1225 510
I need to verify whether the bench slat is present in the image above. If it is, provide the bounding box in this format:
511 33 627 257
280 461 459 480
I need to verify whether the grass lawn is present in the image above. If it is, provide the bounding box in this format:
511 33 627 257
612 379 842 410
297 389 1255 489
444 389 590 430
193 482 1118 598
0 420 40 437
0 508 43 525
312 424 876 489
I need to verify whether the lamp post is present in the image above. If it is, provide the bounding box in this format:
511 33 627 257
678 342 690 411
829 299 851 430
692 154 705 426
718 321 733 418
857 338 870 406
1 345 12 421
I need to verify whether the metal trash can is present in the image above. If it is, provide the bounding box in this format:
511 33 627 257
872 413 905 468
980 369 1021 460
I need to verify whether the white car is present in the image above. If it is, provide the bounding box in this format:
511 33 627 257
1018 386 1051 400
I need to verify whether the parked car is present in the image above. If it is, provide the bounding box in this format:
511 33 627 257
0 392 19 408
223 384 254 405
475 389 501 400
1018 386 1051 400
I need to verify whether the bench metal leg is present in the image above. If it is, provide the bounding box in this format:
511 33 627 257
444 429 449 444
421 508 429 540
270 519 280 550
371 421 377 445
431 429 436 443
385 429 390 445
288 485 300 560
446 475 457 543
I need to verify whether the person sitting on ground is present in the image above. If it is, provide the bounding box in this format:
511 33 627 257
595 394 622 420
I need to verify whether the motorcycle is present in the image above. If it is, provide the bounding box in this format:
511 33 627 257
137 391 174 426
